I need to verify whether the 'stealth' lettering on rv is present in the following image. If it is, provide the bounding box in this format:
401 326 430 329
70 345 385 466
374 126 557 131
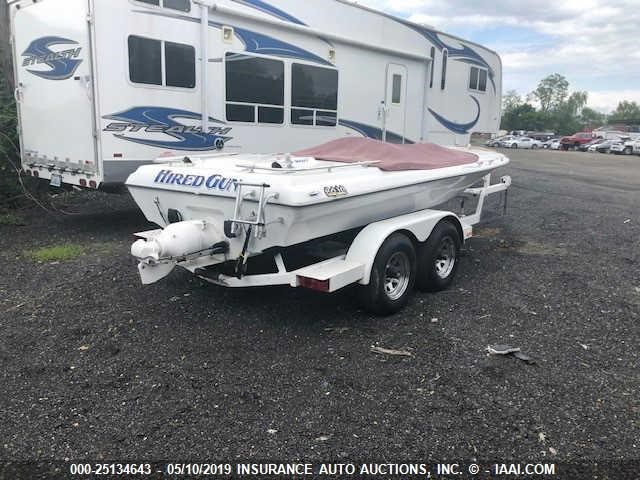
154 170 238 193
21 37 83 80
103 107 233 151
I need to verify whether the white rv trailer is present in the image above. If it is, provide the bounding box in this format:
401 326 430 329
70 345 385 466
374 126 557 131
9 0 503 189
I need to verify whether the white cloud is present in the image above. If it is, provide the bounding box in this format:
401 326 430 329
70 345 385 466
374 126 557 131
588 90 640 113
357 0 640 111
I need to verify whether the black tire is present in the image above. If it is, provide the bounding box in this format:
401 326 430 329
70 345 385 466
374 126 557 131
624 147 632 155
357 233 416 315
511 143 518 149
416 221 461 293
532 144 539 150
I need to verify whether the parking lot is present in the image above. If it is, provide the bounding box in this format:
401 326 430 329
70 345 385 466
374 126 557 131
1 148 638 466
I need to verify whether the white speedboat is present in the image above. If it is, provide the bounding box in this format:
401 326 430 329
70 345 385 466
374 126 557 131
126 139 509 285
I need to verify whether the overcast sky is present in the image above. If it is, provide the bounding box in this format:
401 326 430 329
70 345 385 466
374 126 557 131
358 0 640 113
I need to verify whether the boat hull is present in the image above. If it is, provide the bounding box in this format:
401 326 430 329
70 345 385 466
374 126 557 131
128 168 492 260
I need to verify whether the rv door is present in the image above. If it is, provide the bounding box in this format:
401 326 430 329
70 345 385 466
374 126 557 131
12 0 98 186
383 64 408 144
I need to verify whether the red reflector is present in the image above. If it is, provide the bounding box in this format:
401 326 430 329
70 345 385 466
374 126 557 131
297 276 330 292
79 179 87 187
33 170 40 178
89 180 97 189
113 153 123 158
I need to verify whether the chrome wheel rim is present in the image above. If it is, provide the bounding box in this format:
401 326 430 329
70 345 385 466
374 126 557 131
435 237 456 279
384 252 411 301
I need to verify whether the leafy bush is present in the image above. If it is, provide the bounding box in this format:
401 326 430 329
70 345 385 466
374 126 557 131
0 66 22 201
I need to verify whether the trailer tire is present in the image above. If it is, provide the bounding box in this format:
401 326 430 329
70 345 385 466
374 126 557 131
415 221 461 293
357 233 416 315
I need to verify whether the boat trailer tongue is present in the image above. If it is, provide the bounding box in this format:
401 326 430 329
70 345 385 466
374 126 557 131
131 220 229 285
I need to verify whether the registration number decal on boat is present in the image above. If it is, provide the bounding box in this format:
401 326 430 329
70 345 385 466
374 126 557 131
324 185 348 198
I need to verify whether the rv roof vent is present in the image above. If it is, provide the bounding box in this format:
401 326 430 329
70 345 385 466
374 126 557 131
222 26 234 43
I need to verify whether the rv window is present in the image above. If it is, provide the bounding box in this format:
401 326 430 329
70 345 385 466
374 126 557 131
128 36 162 86
129 36 195 89
258 106 284 124
163 0 190 12
225 53 284 124
291 64 338 126
429 46 435 88
317 111 337 127
478 69 488 92
136 0 191 11
469 66 488 92
291 109 314 126
441 49 448 90
226 104 255 123
469 67 479 90
165 41 195 88
392 74 402 104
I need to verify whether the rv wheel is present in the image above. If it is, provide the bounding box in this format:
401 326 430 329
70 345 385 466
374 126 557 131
358 233 416 315
416 221 461 292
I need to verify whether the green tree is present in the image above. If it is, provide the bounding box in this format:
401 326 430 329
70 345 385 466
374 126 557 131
608 101 640 124
566 91 588 116
530 74 569 112
580 107 606 129
500 103 545 131
502 89 522 113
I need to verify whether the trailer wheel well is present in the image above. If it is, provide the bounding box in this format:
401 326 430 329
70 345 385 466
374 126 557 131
396 215 464 248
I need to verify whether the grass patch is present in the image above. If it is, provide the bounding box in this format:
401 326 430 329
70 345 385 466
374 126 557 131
25 244 87 263
0 212 25 226
24 242 118 263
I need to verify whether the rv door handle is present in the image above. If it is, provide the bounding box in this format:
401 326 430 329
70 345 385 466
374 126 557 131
14 87 23 103
82 76 93 100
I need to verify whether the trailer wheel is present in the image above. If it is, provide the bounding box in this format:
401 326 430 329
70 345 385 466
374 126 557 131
416 221 461 292
358 233 416 315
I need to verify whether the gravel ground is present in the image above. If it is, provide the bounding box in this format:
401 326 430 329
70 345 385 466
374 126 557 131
0 149 638 474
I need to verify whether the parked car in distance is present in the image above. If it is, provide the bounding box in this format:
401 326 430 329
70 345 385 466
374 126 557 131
588 139 616 153
502 136 542 149
560 131 594 150
578 137 604 152
542 138 561 149
610 138 640 155
486 135 516 147
527 131 556 141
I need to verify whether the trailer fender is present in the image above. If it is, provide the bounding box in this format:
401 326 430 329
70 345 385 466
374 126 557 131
346 209 463 285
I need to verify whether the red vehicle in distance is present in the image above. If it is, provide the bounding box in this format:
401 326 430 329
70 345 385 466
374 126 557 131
560 131 595 150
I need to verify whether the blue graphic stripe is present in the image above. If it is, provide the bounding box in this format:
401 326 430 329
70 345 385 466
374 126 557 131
428 96 481 135
133 9 331 66
390 21 496 94
338 119 414 144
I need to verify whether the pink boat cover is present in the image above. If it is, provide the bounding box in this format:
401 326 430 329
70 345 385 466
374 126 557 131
294 138 479 172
